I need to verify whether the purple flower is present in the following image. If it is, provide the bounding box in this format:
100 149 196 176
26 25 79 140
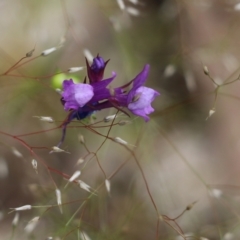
115 64 160 121
58 56 159 147
61 79 94 111
86 55 109 83
128 86 159 121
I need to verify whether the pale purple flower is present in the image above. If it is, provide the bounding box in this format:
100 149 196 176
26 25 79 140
128 86 159 121
61 79 94 111
114 64 160 121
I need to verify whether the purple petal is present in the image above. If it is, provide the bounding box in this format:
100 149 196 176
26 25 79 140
62 80 94 111
128 86 159 121
90 72 116 102
127 65 150 103
86 55 109 83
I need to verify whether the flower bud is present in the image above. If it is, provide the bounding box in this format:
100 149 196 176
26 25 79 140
41 47 57 56
33 116 54 123
114 137 128 145
50 146 70 154
55 189 62 213
11 205 32 211
31 159 38 174
105 179 111 193
203 66 209 75
116 0 125 10
69 171 81 182
24 216 39 234
86 55 109 83
68 67 84 73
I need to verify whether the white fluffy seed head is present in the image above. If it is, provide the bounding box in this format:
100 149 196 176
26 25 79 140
12 205 32 211
164 64 176 78
128 0 138 4
104 114 117 122
83 49 93 62
203 65 209 75
55 88 62 94
78 135 85 144
114 137 128 145
234 3 240 11
12 213 19 226
126 7 140 16
69 171 81 182
31 159 38 174
80 231 91 240
50 146 70 154
68 67 84 73
76 158 84 165
24 216 39 234
223 232 234 240
12 147 23 158
105 179 111 193
55 189 62 206
41 47 57 56
210 188 222 198
184 70 197 92
55 189 62 214
78 180 91 193
206 108 216 120
0 158 8 179
33 116 54 123
116 0 125 10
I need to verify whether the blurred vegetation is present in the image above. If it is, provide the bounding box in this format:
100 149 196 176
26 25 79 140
1 0 240 240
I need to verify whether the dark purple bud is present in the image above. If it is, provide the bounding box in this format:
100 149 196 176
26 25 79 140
86 55 109 83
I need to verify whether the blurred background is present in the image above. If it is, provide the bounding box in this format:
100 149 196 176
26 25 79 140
1 0 240 239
